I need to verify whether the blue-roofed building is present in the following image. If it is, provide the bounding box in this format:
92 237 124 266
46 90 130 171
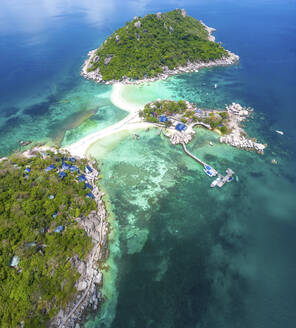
86 192 95 199
159 115 168 123
85 165 93 174
85 183 93 190
69 157 76 163
78 174 86 182
62 163 70 170
54 225 64 233
45 164 56 172
25 167 31 173
70 165 79 173
219 124 223 127
59 171 67 179
175 123 187 132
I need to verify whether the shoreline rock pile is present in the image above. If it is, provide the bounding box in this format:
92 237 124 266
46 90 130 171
219 103 266 154
50 163 109 328
81 50 239 86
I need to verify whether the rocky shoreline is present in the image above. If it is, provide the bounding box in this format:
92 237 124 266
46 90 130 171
80 17 239 86
81 49 239 86
50 160 109 328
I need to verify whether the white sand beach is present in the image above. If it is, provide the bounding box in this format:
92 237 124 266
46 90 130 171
64 84 152 157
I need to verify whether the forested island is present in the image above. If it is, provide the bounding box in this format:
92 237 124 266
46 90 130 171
0 148 108 327
81 9 239 84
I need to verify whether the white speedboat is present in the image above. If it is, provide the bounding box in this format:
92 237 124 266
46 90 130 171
275 130 284 135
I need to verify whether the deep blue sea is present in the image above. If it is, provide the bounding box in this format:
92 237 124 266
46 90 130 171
1 1 296 327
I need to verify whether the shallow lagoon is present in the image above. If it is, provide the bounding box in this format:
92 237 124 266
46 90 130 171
1 0 296 327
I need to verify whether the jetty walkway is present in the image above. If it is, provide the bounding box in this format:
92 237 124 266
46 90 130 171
181 142 207 167
181 142 234 188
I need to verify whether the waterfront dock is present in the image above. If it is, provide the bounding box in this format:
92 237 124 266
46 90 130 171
181 142 234 188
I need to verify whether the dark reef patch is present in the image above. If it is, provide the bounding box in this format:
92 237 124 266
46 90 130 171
23 95 57 117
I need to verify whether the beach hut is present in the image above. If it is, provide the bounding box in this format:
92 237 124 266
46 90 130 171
175 123 187 132
45 164 56 172
86 192 95 199
62 163 70 170
78 174 86 182
59 171 67 179
159 115 168 123
54 225 64 233
84 183 93 190
85 165 93 174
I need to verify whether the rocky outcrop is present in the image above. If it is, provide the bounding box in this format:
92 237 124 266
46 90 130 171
181 9 187 17
81 50 103 82
200 20 217 42
104 55 113 66
220 134 266 154
50 163 109 328
169 130 194 145
219 103 266 154
156 12 162 19
93 55 100 63
82 50 239 85
134 21 141 28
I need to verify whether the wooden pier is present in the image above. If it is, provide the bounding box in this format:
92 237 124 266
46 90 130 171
181 142 234 188
181 142 207 166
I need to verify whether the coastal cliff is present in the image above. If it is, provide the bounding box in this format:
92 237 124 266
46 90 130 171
81 9 239 84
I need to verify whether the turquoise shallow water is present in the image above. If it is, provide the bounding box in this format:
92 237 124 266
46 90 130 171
88 121 296 328
1 0 296 327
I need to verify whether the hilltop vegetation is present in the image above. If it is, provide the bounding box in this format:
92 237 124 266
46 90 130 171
88 9 229 81
0 151 96 327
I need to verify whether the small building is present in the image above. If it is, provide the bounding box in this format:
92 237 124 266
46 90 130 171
84 183 93 190
86 192 95 199
52 211 58 219
25 167 31 173
70 165 79 173
62 163 70 170
10 255 20 267
175 123 187 132
69 157 76 163
85 165 93 174
54 225 64 233
59 171 67 179
78 174 86 182
45 164 56 172
49 194 55 200
159 115 168 123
